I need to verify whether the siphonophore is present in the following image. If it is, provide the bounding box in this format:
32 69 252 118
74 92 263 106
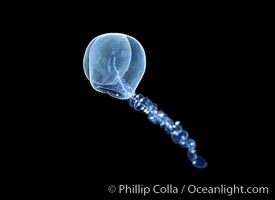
83 33 208 169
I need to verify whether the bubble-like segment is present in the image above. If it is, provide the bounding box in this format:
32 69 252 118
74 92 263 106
128 93 208 169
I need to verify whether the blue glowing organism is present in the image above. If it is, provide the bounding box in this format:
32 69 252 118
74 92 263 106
83 33 208 169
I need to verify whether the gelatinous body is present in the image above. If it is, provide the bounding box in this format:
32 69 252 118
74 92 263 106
83 33 146 99
83 33 208 169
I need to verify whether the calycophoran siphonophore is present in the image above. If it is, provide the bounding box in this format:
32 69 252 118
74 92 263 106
83 33 208 169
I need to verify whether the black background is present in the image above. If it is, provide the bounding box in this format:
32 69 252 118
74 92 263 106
14 5 273 199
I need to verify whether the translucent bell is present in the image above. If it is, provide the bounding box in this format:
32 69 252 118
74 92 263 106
83 33 146 99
